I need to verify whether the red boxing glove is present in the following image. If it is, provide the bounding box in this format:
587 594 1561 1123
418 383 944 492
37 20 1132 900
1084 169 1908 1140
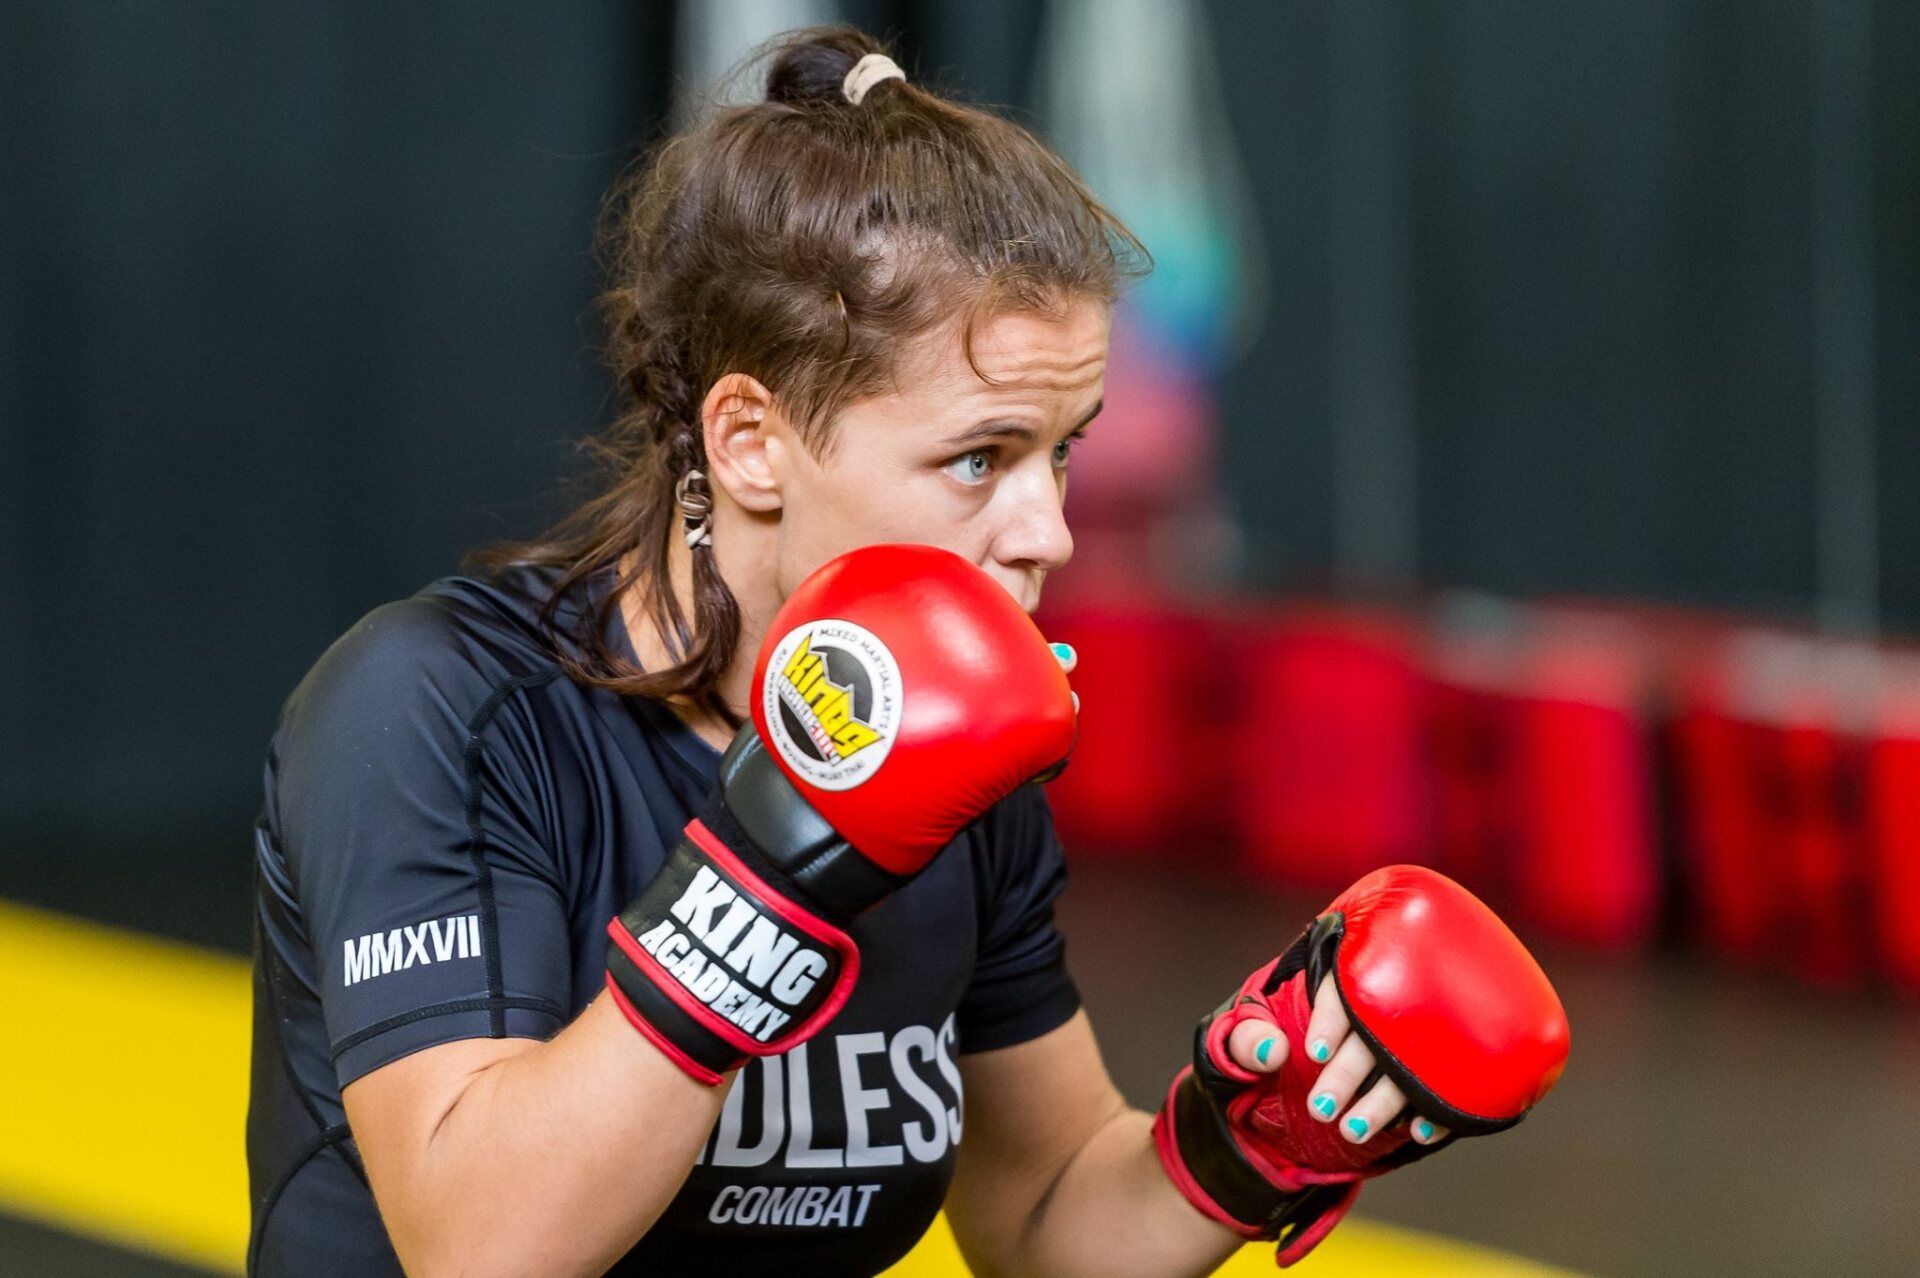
751 544 1076 875
607 545 1076 1082
1154 865 1570 1265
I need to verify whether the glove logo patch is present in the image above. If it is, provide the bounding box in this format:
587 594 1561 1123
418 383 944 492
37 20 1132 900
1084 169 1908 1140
632 863 832 1041
763 619 901 791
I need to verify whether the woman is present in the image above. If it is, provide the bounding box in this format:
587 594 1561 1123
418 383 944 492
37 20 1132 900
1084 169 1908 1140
246 27 1554 1278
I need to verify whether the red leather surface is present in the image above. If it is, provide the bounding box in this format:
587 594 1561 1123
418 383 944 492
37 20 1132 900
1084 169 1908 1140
1331 865 1571 1121
751 544 1077 876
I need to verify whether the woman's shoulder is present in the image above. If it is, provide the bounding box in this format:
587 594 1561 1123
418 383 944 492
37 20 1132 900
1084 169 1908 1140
281 564 580 741
411 561 586 659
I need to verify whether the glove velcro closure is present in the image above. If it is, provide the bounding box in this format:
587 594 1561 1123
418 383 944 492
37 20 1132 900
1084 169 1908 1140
1154 1067 1365 1259
1156 1066 1291 1237
606 818 860 1083
604 954 737 1085
1154 927 1391 1265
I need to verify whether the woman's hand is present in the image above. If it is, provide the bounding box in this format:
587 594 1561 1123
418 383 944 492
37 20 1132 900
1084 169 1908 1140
1223 976 1451 1147
1151 866 1568 1266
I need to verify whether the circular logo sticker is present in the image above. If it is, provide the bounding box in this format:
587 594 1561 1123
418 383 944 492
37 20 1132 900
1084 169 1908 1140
761 618 902 790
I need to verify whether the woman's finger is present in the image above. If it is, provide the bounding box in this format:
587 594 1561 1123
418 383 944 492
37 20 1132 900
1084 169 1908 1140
1304 1024 1375 1123
1047 643 1080 711
1303 973 1350 1072
1226 1017 1289 1073
1335 1075 1406 1145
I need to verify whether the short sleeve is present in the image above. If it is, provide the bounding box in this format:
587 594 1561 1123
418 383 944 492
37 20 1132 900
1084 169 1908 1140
954 786 1081 1054
272 598 573 1086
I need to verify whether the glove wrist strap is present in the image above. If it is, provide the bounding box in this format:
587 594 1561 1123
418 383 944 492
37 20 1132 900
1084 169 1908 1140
602 727 914 1086
1158 1068 1314 1239
606 815 861 1084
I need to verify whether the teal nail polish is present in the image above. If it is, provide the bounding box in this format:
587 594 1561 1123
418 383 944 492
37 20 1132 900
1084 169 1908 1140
1311 1094 1337 1120
1413 1118 1435 1142
1255 1036 1278 1066
1309 1039 1331 1063
1345 1115 1371 1141
1050 642 1075 664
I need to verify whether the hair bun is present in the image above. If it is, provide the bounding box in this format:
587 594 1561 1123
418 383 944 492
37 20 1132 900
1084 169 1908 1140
763 25 889 105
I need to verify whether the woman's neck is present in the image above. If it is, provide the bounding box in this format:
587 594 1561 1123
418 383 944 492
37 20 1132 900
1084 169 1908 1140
616 523 780 752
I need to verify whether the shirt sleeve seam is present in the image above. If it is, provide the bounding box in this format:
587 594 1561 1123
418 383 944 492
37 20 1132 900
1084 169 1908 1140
329 994 567 1061
459 666 565 1037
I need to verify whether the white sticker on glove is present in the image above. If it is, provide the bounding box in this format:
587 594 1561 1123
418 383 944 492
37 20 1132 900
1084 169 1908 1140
761 618 902 791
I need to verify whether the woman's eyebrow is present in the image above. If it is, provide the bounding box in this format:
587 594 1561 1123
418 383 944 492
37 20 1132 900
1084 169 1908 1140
941 420 1036 447
938 400 1103 449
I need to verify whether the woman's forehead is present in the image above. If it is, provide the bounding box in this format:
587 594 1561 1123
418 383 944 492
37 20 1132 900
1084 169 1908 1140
902 300 1111 401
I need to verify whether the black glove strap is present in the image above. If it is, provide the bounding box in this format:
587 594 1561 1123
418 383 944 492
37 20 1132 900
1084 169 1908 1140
1169 1062 1302 1239
1173 922 1347 1242
711 727 908 922
605 725 909 1080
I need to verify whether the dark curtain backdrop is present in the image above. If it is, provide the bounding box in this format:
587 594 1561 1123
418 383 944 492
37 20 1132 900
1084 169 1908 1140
2 1 1915 934
1215 0 1918 624
2 4 675 931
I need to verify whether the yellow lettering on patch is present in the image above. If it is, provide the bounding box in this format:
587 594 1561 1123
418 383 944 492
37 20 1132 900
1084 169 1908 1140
810 679 853 732
831 720 881 756
776 632 883 761
784 635 821 687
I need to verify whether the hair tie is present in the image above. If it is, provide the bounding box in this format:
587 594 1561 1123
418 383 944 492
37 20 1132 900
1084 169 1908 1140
842 54 905 105
674 468 714 550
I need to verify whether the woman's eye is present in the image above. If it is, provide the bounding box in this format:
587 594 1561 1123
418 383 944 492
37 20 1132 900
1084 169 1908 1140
1052 437 1075 468
943 451 993 485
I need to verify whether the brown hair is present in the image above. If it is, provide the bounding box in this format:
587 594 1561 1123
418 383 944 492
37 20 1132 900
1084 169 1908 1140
481 25 1144 722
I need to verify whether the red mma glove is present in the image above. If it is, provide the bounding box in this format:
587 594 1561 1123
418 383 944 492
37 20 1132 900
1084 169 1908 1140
606 544 1076 1083
1154 865 1570 1265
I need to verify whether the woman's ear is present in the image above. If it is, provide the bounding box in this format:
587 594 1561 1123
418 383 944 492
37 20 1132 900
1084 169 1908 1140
700 373 786 514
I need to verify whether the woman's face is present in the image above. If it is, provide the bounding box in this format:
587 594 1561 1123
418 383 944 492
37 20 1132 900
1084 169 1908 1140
769 297 1109 614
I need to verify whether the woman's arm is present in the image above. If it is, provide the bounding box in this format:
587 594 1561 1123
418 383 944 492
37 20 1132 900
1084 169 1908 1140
951 869 1570 1277
342 992 727 1278
946 1011 1242 1278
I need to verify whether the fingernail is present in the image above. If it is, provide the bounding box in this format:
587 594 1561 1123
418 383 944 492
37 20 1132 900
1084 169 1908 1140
1309 1038 1331 1063
1345 1115 1371 1142
1311 1094 1337 1120
1413 1118 1435 1142
1255 1036 1278 1066
1050 642 1075 665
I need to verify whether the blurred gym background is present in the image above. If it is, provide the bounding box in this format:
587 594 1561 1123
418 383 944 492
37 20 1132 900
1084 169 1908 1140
4 2 1917 1274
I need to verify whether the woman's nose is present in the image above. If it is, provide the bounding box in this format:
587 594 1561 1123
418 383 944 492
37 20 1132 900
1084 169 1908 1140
992 469 1074 574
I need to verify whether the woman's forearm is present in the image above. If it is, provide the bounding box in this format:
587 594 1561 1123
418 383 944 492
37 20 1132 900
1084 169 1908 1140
1008 1107 1243 1278
364 993 728 1278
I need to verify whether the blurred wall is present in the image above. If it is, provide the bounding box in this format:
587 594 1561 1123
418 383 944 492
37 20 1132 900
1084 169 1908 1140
1 1 1916 907
1214 0 1918 628
0 4 670 888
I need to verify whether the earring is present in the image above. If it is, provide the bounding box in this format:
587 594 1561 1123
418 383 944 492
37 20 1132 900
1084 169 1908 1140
675 468 714 550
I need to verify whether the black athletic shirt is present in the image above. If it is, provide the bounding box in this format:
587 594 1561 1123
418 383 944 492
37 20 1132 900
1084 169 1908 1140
246 564 1081 1277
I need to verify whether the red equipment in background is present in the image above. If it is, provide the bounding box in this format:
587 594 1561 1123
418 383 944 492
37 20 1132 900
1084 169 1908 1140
1869 662 1920 992
1670 635 1873 988
1502 613 1659 951
1040 590 1920 995
1039 607 1222 855
1226 607 1426 891
1425 603 1659 951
